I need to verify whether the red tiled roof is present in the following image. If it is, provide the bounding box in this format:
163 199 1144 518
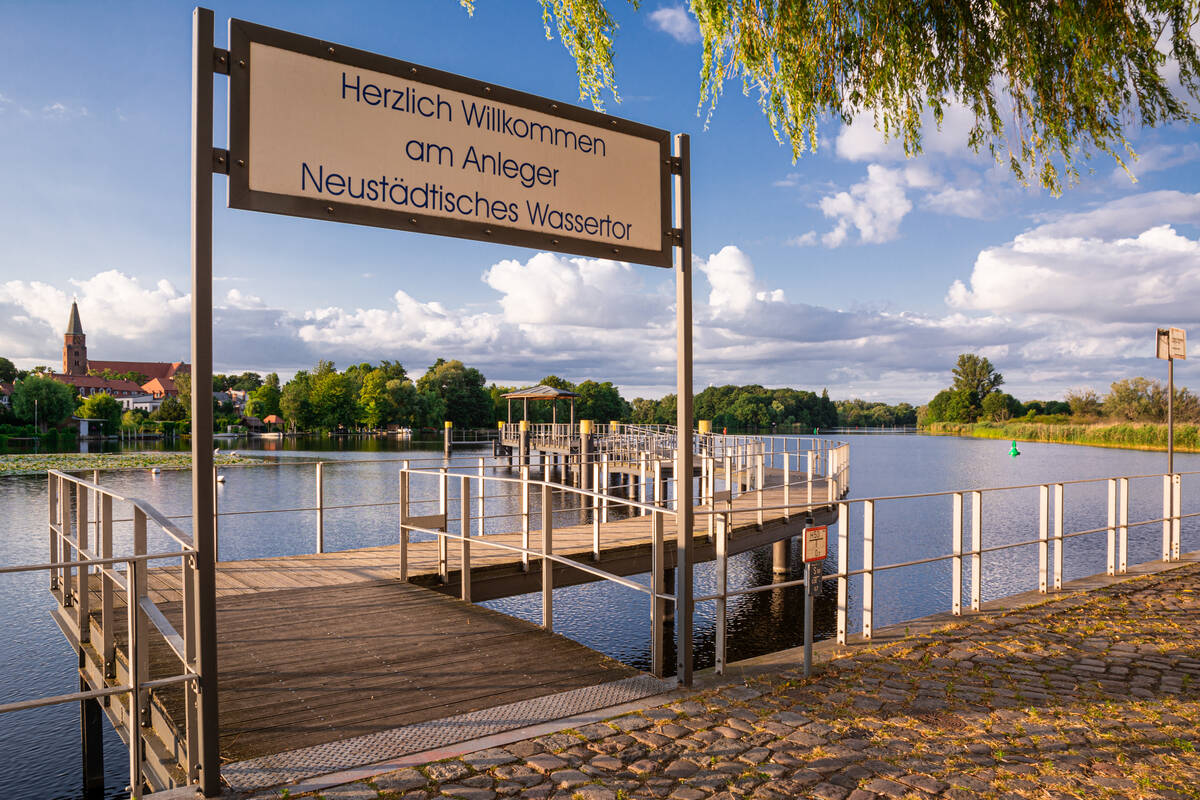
0 381 12 395
141 377 178 397
86 360 187 381
51 374 145 395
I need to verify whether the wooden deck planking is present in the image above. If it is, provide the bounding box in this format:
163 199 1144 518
93 578 638 762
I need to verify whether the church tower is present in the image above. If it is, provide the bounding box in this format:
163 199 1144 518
63 300 88 375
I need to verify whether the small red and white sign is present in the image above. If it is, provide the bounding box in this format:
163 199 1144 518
802 525 828 562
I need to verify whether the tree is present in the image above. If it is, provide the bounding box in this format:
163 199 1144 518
952 354 1004 401
1105 377 1158 420
981 392 1022 422
280 371 315 431
1065 389 1103 417
173 372 191 411
387 378 421 427
310 369 358 431
246 380 282 419
152 395 188 421
575 379 629 423
520 0 1200 194
77 393 123 435
357 369 393 429
11 375 77 429
416 359 491 427
0 356 18 383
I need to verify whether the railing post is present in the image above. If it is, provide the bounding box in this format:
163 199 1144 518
723 455 732 499
1038 485 1049 593
1172 473 1182 561
1106 479 1117 576
1162 474 1172 562
952 492 963 615
756 451 764 530
438 467 448 582
971 491 983 610
541 482 553 631
521 464 531 572
398 462 409 581
639 453 648 516
126 554 147 798
714 515 727 675
706 455 716 539
601 453 610 523
477 458 486 537
1119 477 1129 573
807 452 813 507
862 500 874 640
1053 484 1064 591
783 451 790 523
837 501 849 644
48 473 58 592
650 510 665 677
460 476 471 603
76 482 89 641
212 464 219 561
101 493 115 679
315 461 325 554
60 477 72 605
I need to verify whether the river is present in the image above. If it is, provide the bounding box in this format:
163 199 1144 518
1 433 1196 799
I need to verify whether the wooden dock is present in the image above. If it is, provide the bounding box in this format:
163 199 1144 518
43 434 848 795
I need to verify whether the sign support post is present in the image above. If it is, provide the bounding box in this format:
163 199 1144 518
190 7 221 796
672 134 693 686
801 525 828 677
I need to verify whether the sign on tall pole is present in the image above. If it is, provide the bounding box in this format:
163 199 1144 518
188 14 696 792
1156 327 1186 474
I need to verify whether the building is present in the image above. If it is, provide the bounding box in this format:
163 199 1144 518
52 301 188 400
0 381 12 408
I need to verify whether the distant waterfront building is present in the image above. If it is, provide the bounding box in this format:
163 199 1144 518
0 381 11 408
53 300 188 399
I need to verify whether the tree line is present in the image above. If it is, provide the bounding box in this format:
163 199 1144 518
922 354 1199 425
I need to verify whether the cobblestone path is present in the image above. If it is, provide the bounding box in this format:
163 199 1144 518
295 563 1200 800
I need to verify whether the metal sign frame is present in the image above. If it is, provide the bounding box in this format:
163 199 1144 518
191 10 693 794
226 18 674 268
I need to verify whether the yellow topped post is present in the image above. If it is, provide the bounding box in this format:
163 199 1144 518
443 420 452 455
610 420 619 432
580 419 592 435
698 420 711 434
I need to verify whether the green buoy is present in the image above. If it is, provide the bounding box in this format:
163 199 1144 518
1009 440 1021 458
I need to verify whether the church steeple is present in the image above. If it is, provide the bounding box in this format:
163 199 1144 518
66 300 84 337
63 299 88 375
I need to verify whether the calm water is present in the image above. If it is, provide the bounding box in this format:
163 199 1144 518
2 433 1197 799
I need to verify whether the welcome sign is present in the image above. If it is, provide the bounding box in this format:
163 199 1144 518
228 19 673 267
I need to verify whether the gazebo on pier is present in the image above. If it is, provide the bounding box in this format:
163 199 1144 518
502 385 580 424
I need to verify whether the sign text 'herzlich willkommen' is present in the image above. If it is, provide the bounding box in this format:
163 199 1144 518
227 19 673 267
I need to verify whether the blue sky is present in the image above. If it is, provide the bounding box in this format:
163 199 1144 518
1 1 1198 403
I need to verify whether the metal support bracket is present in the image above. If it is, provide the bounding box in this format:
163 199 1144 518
212 47 230 75
212 148 230 175
667 156 684 175
667 228 683 245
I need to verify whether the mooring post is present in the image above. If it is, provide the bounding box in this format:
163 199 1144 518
1038 485 1049 593
772 537 790 575
80 660 104 797
579 420 592 492
1106 478 1117 576
519 419 530 468
444 420 452 456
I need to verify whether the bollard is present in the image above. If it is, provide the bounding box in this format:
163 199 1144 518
443 420 452 456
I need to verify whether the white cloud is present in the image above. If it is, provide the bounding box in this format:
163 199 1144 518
817 165 913 246
834 104 980 163
786 231 818 247
42 101 88 119
648 5 700 44
923 186 989 219
696 246 785 316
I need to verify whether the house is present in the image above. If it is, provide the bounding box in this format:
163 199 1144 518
0 382 11 408
120 394 164 413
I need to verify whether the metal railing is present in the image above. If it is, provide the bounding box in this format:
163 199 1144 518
0 471 202 797
695 469 1192 673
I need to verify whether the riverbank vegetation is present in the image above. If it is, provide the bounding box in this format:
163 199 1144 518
920 354 1200 451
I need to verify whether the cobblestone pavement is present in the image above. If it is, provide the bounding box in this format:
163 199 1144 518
294 563 1200 800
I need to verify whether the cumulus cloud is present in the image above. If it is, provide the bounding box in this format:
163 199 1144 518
1111 142 1200 184
834 104 980 163
817 165 913 246
648 5 700 44
6 196 1196 403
